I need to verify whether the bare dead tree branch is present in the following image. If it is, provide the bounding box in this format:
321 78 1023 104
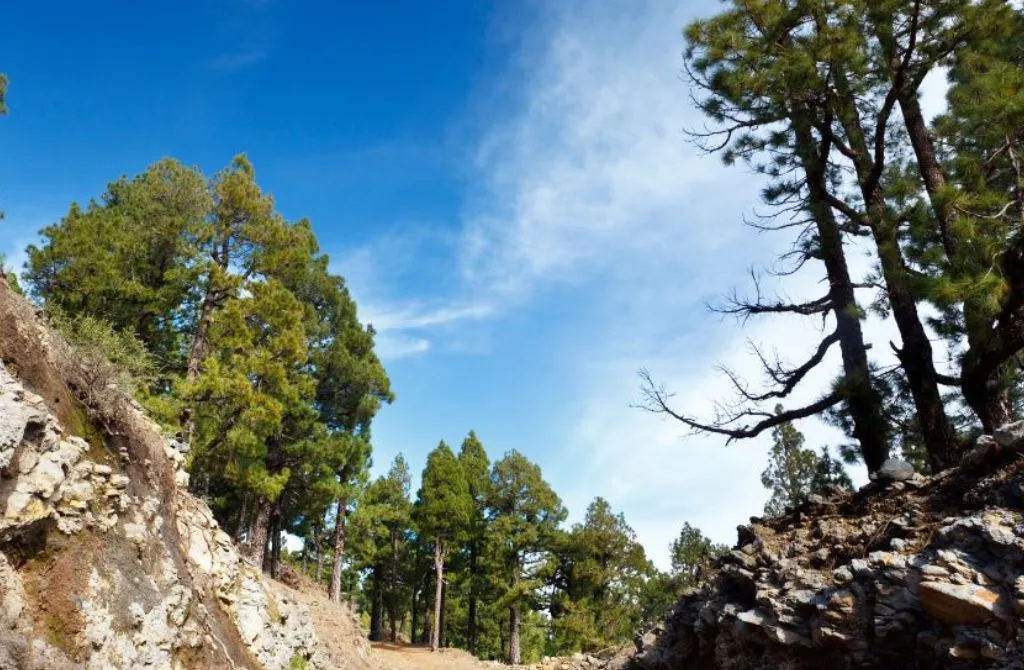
636 368 842 441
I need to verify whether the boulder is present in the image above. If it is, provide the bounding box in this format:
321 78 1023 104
876 458 915 482
918 582 1005 625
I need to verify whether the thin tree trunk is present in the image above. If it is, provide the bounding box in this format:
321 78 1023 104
894 82 1016 430
314 523 324 585
832 68 957 470
467 542 478 655
439 576 448 648
180 287 220 442
389 529 399 643
509 606 521 665
269 501 282 579
234 493 250 543
369 572 384 642
421 569 432 645
431 541 445 652
328 497 347 602
499 613 506 661
792 106 890 471
244 499 272 568
410 585 419 645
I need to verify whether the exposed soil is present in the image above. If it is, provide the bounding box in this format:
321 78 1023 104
370 643 490 670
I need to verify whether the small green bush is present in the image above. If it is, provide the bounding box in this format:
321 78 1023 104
49 311 156 400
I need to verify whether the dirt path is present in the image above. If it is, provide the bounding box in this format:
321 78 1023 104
370 642 491 670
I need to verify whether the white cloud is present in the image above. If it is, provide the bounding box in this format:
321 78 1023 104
374 333 431 360
452 0 894 569
363 302 494 332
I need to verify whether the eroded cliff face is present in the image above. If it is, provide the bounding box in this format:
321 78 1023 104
0 280 328 669
622 439 1024 670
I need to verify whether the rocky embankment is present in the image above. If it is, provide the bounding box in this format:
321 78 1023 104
0 280 330 669
619 439 1024 669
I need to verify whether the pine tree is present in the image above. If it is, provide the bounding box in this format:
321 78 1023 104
25 159 210 372
22 156 392 582
668 522 724 592
548 498 652 653
487 450 566 665
457 431 490 655
415 442 472 652
760 407 851 516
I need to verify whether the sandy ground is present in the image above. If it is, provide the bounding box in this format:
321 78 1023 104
287 574 492 670
370 643 493 670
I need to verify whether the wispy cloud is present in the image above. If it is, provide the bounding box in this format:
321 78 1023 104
448 0 880 567
363 302 494 332
207 48 268 73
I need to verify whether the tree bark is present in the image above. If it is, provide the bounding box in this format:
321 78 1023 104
244 498 272 569
268 502 282 579
314 525 324 585
439 575 448 648
410 585 419 645
791 106 891 471
389 529 399 643
422 571 432 645
369 572 384 642
431 540 445 652
509 605 521 665
328 497 347 602
467 542 479 655
890 71 1017 431
832 68 957 470
234 493 250 543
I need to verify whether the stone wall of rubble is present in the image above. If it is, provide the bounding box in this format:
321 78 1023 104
620 433 1024 670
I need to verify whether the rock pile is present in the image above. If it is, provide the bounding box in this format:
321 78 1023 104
622 432 1024 669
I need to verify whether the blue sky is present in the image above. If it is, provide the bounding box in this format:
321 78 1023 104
2 0 951 567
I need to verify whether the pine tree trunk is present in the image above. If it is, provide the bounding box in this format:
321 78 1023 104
234 493 250 543
410 586 419 644
269 502 282 579
431 541 444 652
328 497 347 603
439 576 448 648
832 69 957 470
871 202 957 469
421 569 432 645
369 572 384 642
186 288 218 382
389 529 399 643
467 542 478 655
893 81 1016 432
314 532 324 585
509 606 521 665
791 105 890 472
180 287 220 443
499 612 506 660
245 499 272 568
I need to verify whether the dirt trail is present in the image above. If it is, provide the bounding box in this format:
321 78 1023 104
371 643 492 670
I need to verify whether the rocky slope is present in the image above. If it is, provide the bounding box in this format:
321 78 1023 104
611 440 1024 669
0 279 333 669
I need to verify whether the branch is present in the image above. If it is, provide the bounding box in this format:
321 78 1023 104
714 271 832 322
750 331 839 397
637 367 842 441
